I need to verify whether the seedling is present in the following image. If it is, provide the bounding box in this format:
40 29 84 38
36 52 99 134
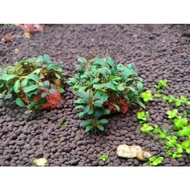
154 79 168 90
146 156 164 166
174 117 188 130
154 93 162 98
137 111 150 124
177 125 190 138
140 123 153 134
57 140 61 144
181 140 190 154
99 154 109 162
140 90 153 102
166 109 178 119
60 122 67 128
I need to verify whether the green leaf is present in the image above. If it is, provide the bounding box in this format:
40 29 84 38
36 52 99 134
85 125 94 132
75 105 85 110
43 54 50 64
77 57 87 63
174 118 188 130
175 99 182 107
57 86 64 93
84 105 90 114
91 78 100 85
177 126 190 137
14 80 21 93
44 80 50 87
4 94 12 99
154 94 162 98
137 82 143 91
181 140 190 149
141 124 153 133
55 72 61 79
24 109 33 114
94 100 104 107
2 74 17 81
21 78 28 87
76 91 89 99
16 98 26 107
41 92 47 98
185 148 190 154
78 111 85 118
46 64 56 70
117 84 124 91
166 109 178 119
97 125 104 131
49 89 56 94
80 120 92 127
112 103 120 112
35 55 43 63
99 119 108 125
27 74 39 81
103 109 110 115
23 85 38 93
88 109 93 115
94 91 108 102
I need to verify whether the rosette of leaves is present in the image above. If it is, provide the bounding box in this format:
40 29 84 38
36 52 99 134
69 55 144 133
0 54 65 113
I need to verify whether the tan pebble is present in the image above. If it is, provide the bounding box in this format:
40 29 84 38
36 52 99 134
15 48 19 54
136 150 152 161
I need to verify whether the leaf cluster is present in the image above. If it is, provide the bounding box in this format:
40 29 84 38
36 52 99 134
146 156 164 166
140 90 153 102
99 154 109 162
0 54 65 113
154 79 168 90
69 55 144 132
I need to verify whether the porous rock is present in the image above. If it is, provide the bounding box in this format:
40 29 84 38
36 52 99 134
116 144 142 158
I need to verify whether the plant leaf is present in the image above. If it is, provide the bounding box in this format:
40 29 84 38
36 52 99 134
23 85 38 93
49 89 56 94
16 98 26 107
14 80 21 93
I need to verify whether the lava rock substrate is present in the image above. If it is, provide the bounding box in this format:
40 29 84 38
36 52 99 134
0 24 190 166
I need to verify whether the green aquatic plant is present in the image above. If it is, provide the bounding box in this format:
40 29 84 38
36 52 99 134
69 55 144 133
0 54 65 113
146 156 164 166
99 154 109 162
154 79 168 90
140 90 153 102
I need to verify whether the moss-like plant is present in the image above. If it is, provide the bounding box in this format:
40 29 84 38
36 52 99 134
69 55 144 132
0 54 65 113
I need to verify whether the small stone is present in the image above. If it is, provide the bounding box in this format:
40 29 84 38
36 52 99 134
136 150 152 161
33 158 48 166
116 144 142 158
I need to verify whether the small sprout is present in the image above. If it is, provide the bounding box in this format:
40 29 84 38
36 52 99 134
33 158 48 166
61 122 67 128
146 156 164 166
166 109 178 119
140 90 153 102
174 117 188 130
99 154 109 162
137 111 150 124
154 79 168 90
57 140 61 144
154 93 162 98
140 123 153 134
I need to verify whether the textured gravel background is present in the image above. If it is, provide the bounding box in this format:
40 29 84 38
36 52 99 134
0 24 190 166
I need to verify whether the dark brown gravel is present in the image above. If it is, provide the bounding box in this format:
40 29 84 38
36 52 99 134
1 24 190 166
